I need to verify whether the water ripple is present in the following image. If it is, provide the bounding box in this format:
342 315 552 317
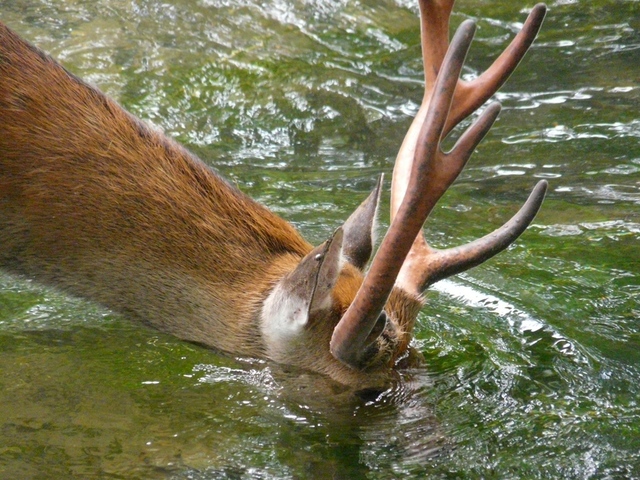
503 119 640 144
539 220 640 238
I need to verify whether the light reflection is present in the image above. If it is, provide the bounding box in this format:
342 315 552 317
432 279 545 334
503 120 640 144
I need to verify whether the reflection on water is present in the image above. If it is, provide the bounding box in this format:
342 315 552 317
0 0 639 478
503 118 640 144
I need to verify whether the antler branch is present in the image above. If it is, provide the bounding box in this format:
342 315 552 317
392 1 548 296
331 20 481 368
391 2 547 221
330 2 548 369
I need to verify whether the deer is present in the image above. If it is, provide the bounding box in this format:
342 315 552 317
0 1 548 393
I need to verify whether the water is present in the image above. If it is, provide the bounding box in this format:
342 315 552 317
0 0 638 478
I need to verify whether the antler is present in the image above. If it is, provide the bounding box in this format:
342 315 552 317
330 2 548 368
392 1 548 295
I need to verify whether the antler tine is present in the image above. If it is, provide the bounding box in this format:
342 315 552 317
330 20 479 368
396 177 547 294
390 0 455 223
448 3 547 133
419 0 456 91
416 179 547 288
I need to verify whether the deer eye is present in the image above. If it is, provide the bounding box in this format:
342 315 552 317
378 311 388 329
366 311 388 343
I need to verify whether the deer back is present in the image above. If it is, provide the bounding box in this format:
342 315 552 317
0 22 314 355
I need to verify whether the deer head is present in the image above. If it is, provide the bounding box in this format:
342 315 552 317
258 1 548 388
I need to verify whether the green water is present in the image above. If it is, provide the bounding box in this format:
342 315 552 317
0 0 638 478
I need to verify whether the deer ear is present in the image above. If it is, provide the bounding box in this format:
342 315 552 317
307 227 344 314
261 228 344 341
341 175 383 270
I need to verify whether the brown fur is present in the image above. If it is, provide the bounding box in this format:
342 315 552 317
0 22 422 390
